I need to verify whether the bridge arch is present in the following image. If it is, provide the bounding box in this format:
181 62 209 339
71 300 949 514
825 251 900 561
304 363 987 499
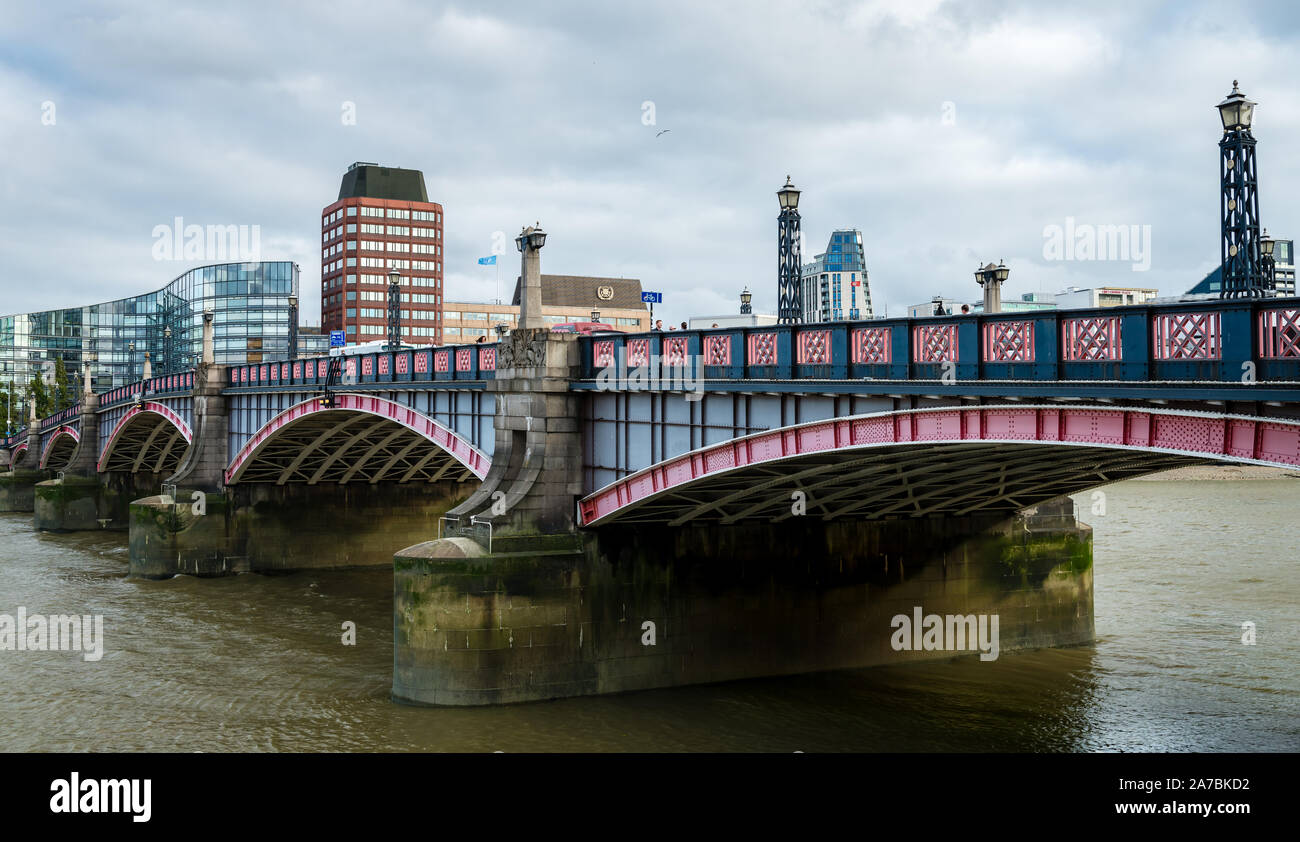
224 394 490 485
39 426 80 470
97 402 194 474
9 442 30 469
579 405 1300 526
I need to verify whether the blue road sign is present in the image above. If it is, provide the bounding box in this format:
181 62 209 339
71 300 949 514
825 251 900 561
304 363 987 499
641 291 662 304
329 330 346 347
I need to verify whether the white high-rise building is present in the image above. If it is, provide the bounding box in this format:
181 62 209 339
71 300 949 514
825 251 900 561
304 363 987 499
799 229 872 321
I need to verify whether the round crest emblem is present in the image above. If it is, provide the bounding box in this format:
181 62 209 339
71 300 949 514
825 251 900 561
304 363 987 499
597 285 614 301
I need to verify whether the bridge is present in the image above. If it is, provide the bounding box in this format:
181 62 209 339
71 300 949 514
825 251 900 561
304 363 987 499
2 296 1298 704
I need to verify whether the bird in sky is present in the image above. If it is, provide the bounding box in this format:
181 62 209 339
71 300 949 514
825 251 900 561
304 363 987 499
656 129 671 138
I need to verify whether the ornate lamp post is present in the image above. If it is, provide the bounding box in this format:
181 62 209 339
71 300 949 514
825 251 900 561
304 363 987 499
740 287 752 315
128 340 136 383
387 268 402 351
163 325 172 375
1217 81 1264 298
1260 228 1277 296
975 260 1009 314
287 295 299 358
515 223 548 330
776 176 803 324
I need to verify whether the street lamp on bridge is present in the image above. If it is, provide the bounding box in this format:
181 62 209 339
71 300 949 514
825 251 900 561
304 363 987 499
1217 81 1266 298
287 295 299 359
975 260 1010 314
515 223 548 330
740 287 752 315
776 176 803 324
1260 228 1276 294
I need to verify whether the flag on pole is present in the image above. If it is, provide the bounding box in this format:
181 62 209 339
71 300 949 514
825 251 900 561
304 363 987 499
477 255 497 265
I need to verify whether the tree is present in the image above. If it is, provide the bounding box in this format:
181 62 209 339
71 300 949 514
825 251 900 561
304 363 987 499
28 372 51 420
0 381 12 434
53 356 72 411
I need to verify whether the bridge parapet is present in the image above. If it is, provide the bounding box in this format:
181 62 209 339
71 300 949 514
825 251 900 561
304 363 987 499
222 343 500 393
99 371 194 412
38 403 82 433
579 298 1300 387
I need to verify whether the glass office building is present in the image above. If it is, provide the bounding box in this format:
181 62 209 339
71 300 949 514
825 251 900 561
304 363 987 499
1186 237 1295 297
0 261 299 401
800 229 872 321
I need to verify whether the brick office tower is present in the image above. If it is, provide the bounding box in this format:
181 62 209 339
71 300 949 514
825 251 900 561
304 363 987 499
321 162 445 346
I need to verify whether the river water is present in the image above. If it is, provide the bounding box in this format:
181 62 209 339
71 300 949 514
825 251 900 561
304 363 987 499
1 479 1296 752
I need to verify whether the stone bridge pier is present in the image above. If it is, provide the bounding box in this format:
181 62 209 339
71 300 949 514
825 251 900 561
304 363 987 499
392 330 1096 706
0 404 47 514
128 359 481 578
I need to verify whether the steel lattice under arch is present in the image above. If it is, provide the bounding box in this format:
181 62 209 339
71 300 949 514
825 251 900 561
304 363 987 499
97 402 194 474
40 426 80 470
224 394 490 485
578 405 1300 527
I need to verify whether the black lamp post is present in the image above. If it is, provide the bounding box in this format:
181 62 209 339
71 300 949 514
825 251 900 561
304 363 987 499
163 326 172 375
387 268 402 351
740 287 752 315
1260 228 1277 296
128 341 136 383
777 176 803 324
590 306 601 324
1217 81 1264 298
287 295 299 359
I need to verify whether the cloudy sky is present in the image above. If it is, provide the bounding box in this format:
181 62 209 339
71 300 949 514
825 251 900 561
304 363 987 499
2 0 1298 327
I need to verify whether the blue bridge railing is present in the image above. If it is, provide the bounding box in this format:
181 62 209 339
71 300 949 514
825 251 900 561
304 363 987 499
577 298 1300 384
38 403 82 432
99 371 196 411
224 343 501 390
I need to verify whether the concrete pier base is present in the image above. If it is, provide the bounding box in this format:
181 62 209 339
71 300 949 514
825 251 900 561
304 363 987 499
393 507 1094 706
34 472 160 532
128 480 472 578
0 470 46 513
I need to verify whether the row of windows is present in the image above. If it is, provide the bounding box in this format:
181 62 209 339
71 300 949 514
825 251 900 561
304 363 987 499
323 272 442 290
325 240 444 257
353 225 441 239
333 298 444 316
324 205 443 227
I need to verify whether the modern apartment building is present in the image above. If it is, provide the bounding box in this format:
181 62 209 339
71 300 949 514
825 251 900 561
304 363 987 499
799 229 872 321
320 163 445 346
0 261 299 416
